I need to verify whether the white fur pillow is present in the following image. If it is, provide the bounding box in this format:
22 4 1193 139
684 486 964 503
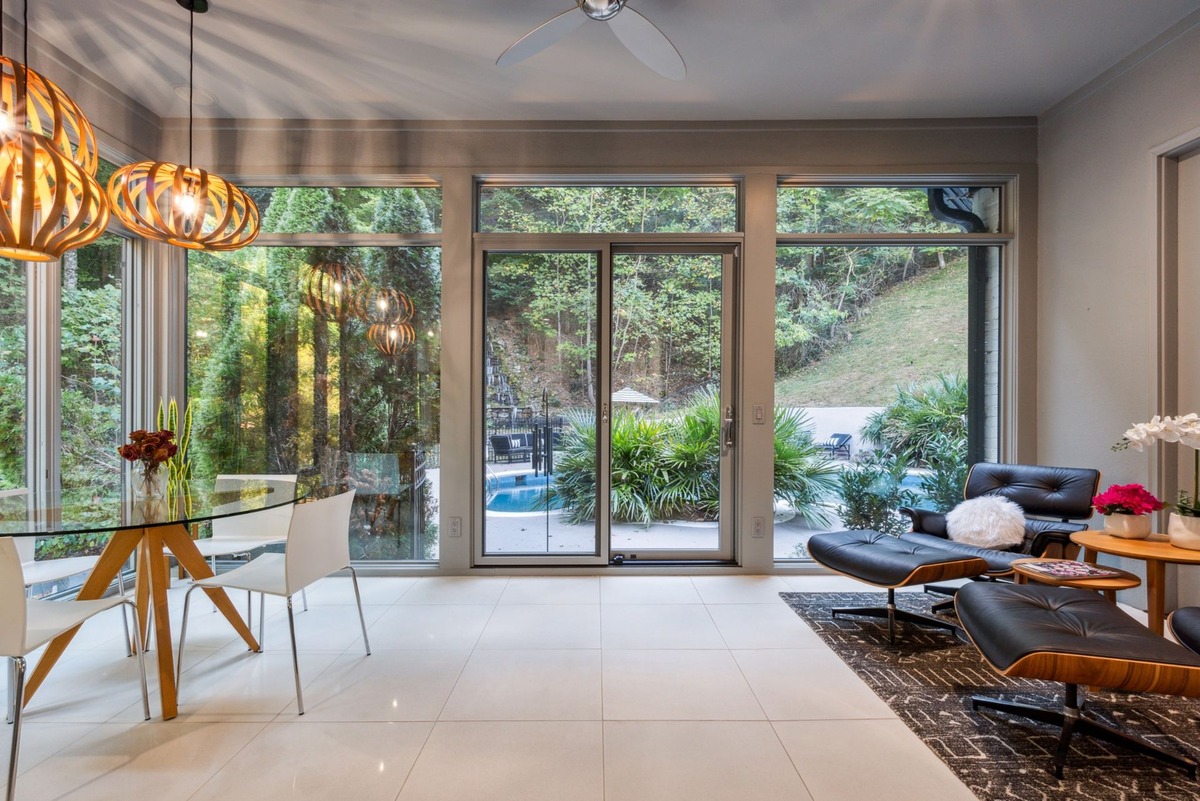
945 496 1026 549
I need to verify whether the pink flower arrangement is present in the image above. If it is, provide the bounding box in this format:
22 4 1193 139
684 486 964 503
1092 483 1165 517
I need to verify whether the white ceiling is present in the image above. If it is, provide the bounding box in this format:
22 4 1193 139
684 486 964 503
21 0 1200 121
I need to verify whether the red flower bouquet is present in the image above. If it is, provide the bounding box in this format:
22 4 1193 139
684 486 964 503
1092 483 1165 516
118 429 178 469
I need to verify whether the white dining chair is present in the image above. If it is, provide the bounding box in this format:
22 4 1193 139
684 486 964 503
190 474 301 627
194 474 299 565
0 489 132 656
176 489 369 715
1 536 149 801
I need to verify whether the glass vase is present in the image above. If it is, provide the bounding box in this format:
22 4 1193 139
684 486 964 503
131 467 167 502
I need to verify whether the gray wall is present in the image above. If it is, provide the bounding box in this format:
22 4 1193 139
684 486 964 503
1038 14 1200 603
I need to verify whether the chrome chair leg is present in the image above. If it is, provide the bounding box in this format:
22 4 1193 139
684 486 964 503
348 566 371 656
301 588 308 613
117 569 133 658
121 599 151 721
258 593 265 650
285 597 304 715
176 584 199 692
6 657 24 801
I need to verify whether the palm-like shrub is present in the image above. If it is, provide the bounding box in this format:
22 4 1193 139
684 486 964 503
550 390 837 526
609 411 670 524
774 406 840 526
661 389 722 521
862 374 967 467
549 411 599 524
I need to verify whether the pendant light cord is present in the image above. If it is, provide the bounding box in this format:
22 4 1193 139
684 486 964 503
18 0 26 120
188 5 194 167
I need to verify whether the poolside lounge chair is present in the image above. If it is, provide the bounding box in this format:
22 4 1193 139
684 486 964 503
490 434 533 463
822 433 852 458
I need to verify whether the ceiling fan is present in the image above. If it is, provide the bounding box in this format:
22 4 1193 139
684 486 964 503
496 0 686 81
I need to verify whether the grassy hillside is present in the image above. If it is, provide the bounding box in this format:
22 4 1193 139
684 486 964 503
776 258 968 407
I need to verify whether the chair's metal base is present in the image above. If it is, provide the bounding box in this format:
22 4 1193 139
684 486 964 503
972 683 1198 780
831 588 963 645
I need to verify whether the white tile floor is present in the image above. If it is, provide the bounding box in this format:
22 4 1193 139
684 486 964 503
2 574 982 801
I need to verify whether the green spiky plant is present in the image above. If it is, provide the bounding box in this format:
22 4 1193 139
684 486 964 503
156 397 193 497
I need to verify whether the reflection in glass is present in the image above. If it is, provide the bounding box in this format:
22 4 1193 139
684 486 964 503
187 212 441 562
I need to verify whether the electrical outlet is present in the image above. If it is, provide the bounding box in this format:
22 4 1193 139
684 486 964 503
752 516 765 537
448 516 462 537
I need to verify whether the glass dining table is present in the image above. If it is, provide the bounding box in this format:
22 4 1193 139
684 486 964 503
0 479 303 720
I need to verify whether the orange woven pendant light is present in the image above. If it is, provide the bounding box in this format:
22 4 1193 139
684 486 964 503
107 0 259 251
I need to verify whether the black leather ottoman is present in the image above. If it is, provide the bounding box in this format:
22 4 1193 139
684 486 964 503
808 529 989 643
957 581 1200 778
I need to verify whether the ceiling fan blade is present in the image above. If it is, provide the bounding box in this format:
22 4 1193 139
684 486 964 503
608 7 686 80
497 7 586 67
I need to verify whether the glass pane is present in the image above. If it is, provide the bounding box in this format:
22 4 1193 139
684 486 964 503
777 186 1001 234
773 245 992 561
0 257 24 491
479 185 737 233
60 233 124 508
610 253 723 552
483 252 597 556
187 240 441 562
254 187 442 233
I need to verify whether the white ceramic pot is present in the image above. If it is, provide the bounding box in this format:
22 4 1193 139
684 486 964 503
1104 513 1152 539
1168 512 1200 550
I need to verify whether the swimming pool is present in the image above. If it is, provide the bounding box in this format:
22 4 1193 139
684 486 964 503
485 474 563 513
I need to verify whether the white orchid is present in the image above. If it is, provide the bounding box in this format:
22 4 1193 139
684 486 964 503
1116 414 1200 516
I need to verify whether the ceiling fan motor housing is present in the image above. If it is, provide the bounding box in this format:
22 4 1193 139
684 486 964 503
579 0 625 21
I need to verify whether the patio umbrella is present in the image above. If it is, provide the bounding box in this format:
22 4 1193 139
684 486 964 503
611 387 660 404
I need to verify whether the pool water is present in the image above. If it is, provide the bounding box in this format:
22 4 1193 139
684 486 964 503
486 474 563 513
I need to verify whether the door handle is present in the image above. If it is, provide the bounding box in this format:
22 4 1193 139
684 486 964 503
722 406 735 450
601 402 609 425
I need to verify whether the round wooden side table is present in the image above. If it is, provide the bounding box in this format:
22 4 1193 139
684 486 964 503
1011 557 1141 603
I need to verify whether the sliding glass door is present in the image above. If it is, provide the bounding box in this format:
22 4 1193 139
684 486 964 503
478 242 737 565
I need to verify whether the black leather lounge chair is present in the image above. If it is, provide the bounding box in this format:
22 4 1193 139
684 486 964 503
901 462 1100 610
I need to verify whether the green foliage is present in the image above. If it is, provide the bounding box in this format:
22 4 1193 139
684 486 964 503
862 374 968 466
479 185 737 235
774 187 966 378
775 254 967 407
836 450 919 536
916 431 970 513
551 392 836 526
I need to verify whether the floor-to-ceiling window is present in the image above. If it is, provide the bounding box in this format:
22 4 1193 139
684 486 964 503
773 184 1004 560
60 231 125 509
186 186 442 562
0 256 25 492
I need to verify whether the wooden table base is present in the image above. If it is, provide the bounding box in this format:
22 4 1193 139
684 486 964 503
24 523 260 720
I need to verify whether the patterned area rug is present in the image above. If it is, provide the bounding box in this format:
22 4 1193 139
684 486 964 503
781 591 1200 801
